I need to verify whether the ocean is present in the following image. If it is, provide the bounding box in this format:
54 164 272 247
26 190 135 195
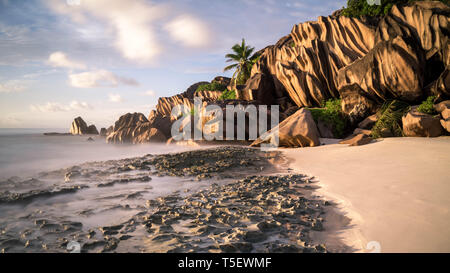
0 128 219 252
0 128 193 180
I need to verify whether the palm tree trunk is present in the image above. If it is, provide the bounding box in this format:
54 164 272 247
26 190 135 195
231 68 240 99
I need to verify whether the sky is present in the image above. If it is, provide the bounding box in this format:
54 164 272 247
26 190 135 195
0 0 346 129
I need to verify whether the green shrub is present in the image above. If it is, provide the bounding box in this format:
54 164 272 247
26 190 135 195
417 96 437 115
196 82 227 93
218 89 236 100
371 100 410 138
308 99 347 138
341 0 449 18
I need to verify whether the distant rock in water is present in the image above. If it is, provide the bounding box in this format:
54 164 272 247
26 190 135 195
70 116 99 135
87 125 99 135
99 128 107 137
43 132 71 136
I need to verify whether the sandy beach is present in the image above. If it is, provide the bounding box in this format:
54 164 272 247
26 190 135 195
283 137 450 253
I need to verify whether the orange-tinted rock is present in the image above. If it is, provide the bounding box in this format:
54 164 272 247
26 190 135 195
243 2 449 123
402 107 444 137
70 117 98 135
339 133 373 146
251 108 320 148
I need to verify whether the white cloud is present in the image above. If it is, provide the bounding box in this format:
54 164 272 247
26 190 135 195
47 0 164 63
165 15 211 48
0 80 26 93
48 51 87 70
0 116 22 127
142 90 156 96
108 93 124 103
69 70 138 88
30 100 93 113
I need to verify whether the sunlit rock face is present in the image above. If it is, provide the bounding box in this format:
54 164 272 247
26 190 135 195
70 117 99 135
245 2 450 123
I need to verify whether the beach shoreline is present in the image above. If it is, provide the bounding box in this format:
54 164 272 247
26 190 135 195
0 145 337 253
283 136 450 253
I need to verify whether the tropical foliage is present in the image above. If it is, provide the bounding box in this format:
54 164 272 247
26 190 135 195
218 89 237 100
224 39 260 87
309 99 348 138
341 0 449 18
195 82 227 93
417 96 437 115
371 100 410 138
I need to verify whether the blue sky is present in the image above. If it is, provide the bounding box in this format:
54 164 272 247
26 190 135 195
0 0 346 129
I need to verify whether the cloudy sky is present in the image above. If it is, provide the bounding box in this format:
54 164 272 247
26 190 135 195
0 0 345 129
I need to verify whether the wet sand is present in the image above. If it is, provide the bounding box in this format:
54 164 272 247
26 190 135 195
0 146 336 253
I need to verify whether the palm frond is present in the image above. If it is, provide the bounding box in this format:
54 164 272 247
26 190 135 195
225 53 240 62
244 46 255 58
223 63 238 72
231 44 244 56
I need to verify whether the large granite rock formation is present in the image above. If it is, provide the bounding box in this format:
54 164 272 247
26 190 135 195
107 75 261 144
106 2 449 145
106 113 150 143
70 117 98 135
243 2 450 123
251 108 320 148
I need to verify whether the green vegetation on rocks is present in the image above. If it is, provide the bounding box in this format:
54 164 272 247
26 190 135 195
218 89 237 100
341 0 449 18
195 82 227 93
417 96 437 115
308 99 347 138
371 100 410 138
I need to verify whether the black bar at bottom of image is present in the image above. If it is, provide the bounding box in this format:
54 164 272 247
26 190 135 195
1 253 449 272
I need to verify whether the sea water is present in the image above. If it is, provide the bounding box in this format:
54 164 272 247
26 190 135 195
0 129 218 252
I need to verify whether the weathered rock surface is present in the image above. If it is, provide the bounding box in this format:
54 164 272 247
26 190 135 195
317 120 334 138
182 81 209 99
402 107 444 137
442 109 450 120
86 125 99 135
106 113 149 143
243 2 449 123
251 108 320 148
358 114 378 129
440 119 450 133
99 128 107 137
70 117 98 135
339 133 373 146
132 123 167 144
212 76 231 86
434 100 450 113
353 128 372 136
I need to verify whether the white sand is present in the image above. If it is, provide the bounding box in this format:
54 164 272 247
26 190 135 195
282 137 450 253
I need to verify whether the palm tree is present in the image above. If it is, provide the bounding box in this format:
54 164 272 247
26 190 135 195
224 39 260 91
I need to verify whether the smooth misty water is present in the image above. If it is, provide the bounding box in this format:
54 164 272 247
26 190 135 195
0 129 219 252
0 129 195 180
